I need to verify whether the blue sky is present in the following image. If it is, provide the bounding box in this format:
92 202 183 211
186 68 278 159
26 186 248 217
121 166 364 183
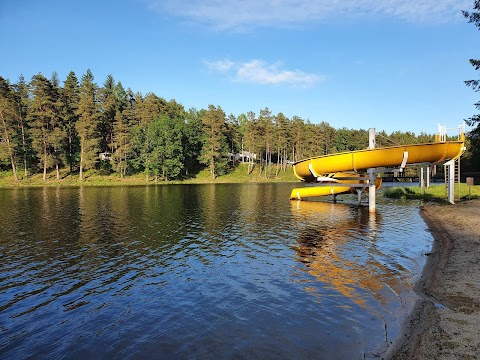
0 0 478 135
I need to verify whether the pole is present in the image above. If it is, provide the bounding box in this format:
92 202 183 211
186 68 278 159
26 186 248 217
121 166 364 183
420 167 424 194
368 128 376 213
426 167 430 192
368 128 376 149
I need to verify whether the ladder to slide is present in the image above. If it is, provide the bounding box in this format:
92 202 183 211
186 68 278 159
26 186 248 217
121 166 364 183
440 123 464 203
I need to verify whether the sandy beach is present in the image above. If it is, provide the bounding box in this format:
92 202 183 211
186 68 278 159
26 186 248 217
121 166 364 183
386 199 480 359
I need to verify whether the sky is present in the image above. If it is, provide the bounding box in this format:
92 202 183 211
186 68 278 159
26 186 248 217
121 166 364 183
0 0 479 135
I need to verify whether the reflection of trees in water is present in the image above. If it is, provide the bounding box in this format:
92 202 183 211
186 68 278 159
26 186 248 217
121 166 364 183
291 201 409 311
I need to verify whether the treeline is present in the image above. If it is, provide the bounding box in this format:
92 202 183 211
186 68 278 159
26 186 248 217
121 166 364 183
0 70 454 182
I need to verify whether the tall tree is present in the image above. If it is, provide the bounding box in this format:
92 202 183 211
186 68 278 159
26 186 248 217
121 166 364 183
50 72 65 179
62 71 80 173
0 77 19 180
274 112 289 174
12 75 32 177
199 105 227 179
99 74 117 154
258 107 274 177
29 73 58 180
111 83 131 177
244 111 258 173
183 108 203 176
463 2 480 170
76 69 100 181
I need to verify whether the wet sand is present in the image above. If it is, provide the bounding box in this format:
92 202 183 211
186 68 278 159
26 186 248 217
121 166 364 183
386 199 480 359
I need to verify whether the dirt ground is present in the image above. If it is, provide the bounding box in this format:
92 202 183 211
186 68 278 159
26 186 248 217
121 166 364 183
385 199 480 359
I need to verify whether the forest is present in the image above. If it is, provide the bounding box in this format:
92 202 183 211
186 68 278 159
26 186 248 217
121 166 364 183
0 70 478 183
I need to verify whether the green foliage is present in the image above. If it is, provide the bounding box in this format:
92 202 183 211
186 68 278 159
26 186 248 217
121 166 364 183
76 69 100 180
0 76 19 180
463 2 480 168
28 73 62 180
183 108 203 176
463 1 480 128
199 105 227 179
143 115 184 180
382 187 417 199
3 68 477 184
62 71 80 173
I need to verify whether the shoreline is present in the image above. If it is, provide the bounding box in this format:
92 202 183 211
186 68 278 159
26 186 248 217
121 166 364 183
385 199 480 359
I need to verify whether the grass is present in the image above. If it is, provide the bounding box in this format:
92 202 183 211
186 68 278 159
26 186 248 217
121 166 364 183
0 163 298 188
382 183 480 202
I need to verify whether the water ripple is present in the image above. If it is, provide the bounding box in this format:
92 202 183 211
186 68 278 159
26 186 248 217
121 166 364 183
0 185 431 359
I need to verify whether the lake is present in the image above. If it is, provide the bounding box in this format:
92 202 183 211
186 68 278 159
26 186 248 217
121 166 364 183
0 184 432 359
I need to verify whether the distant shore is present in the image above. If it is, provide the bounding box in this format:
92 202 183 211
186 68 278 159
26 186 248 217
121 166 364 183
386 199 480 359
0 166 298 188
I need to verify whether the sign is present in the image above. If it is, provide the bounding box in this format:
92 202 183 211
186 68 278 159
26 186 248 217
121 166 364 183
467 177 474 186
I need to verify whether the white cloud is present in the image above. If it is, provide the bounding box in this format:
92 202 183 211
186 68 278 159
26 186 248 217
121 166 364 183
151 0 471 30
204 59 235 73
204 58 324 87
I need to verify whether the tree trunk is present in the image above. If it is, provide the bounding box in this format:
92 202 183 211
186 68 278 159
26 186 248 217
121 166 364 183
43 151 47 181
210 161 215 179
79 142 84 181
19 120 28 177
42 140 47 181
276 148 281 177
68 126 73 173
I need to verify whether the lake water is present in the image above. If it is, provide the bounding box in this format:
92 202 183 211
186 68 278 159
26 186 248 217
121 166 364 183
0 184 432 359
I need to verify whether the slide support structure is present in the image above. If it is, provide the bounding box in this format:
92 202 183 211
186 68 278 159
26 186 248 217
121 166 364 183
445 160 455 204
420 167 431 194
368 128 376 213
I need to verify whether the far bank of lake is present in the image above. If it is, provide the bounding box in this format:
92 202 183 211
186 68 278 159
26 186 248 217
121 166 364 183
0 165 298 188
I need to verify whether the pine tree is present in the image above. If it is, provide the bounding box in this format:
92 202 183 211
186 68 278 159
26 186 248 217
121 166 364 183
275 112 289 174
0 77 19 180
29 73 58 181
183 108 203 176
50 72 65 179
111 83 131 177
244 111 257 174
258 108 274 178
199 105 227 179
62 71 80 173
12 75 32 177
99 74 116 154
463 1 480 130
76 69 100 181
463 2 480 171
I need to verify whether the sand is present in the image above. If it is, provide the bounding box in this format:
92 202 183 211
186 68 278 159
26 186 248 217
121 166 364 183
385 199 480 359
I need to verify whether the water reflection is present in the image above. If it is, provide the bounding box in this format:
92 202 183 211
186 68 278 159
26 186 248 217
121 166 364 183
290 200 425 352
0 185 431 359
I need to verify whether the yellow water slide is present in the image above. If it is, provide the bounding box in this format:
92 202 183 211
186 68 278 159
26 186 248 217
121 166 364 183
290 134 465 200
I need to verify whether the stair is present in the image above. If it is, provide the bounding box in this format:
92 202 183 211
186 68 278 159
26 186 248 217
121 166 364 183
455 157 461 202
